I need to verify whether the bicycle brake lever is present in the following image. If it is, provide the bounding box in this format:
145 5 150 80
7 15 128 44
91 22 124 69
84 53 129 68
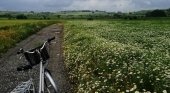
17 48 24 54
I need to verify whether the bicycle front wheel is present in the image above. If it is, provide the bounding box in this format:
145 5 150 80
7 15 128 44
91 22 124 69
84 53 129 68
44 70 58 93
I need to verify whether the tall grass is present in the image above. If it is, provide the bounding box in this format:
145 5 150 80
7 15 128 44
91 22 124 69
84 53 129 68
0 20 57 56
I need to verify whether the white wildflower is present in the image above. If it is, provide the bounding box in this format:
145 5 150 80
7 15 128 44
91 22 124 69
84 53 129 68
135 91 140 93
130 85 137 91
156 78 160 81
126 90 130 92
163 90 167 93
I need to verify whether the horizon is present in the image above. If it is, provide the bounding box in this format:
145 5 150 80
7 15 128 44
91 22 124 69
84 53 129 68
0 0 170 12
0 8 169 13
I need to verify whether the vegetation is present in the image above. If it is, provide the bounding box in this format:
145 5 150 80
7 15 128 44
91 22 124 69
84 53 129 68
0 20 45 27
64 20 170 93
16 14 28 19
146 10 167 17
0 20 57 56
1 7 170 92
0 8 170 20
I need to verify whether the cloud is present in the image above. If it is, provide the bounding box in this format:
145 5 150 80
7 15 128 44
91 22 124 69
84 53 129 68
0 0 169 12
66 0 170 12
131 0 170 11
0 0 43 11
66 0 134 12
0 0 72 11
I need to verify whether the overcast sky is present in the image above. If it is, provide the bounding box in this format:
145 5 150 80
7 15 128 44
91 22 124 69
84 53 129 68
0 0 170 12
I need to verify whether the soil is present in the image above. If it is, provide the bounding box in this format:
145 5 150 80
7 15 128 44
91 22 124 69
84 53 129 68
0 24 72 93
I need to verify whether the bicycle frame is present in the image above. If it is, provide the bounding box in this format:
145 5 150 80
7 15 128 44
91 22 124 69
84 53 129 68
39 59 57 93
38 41 57 93
11 37 57 93
39 59 45 92
38 42 50 93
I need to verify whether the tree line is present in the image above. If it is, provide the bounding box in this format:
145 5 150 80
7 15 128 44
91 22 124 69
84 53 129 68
0 8 170 20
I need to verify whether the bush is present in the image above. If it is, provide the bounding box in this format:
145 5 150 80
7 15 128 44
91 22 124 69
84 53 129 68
87 17 93 20
146 10 167 17
16 14 28 19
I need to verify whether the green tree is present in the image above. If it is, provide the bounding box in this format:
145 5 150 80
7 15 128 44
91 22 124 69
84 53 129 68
166 8 170 16
16 14 27 19
146 10 167 17
57 15 61 18
4 13 13 19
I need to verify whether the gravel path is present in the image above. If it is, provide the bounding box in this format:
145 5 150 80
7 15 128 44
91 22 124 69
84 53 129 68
0 24 72 93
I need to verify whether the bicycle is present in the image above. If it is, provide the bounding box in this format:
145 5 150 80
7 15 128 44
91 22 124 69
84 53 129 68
10 37 58 93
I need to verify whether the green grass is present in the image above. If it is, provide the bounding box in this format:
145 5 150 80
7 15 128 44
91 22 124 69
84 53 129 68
0 20 49 27
64 20 170 93
0 20 58 56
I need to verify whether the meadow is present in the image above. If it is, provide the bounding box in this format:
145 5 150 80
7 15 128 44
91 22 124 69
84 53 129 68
0 20 57 56
1 19 170 92
0 20 45 27
64 20 170 93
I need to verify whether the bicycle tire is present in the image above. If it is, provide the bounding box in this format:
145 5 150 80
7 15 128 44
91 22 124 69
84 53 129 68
44 69 58 93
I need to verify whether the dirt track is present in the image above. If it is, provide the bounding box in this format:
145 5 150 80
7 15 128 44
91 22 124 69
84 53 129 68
0 24 72 93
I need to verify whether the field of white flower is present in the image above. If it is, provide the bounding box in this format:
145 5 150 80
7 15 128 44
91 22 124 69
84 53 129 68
64 20 170 93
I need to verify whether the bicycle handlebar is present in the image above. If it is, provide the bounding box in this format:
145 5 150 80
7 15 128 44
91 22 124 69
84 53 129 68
16 36 55 71
17 48 24 54
17 36 55 55
47 36 55 43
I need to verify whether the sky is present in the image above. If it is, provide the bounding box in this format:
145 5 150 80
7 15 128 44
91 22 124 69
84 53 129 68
0 0 170 12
